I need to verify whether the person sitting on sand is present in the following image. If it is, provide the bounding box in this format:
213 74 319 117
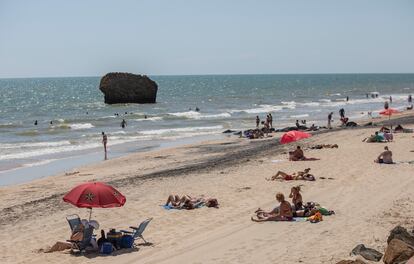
268 168 315 181
288 146 319 161
252 193 293 222
374 146 393 164
363 132 385 143
289 146 305 161
289 186 303 211
380 126 391 133
44 220 98 253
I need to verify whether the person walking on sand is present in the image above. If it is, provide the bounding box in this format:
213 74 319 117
339 108 345 119
328 112 333 129
256 116 260 128
121 119 127 129
269 113 273 128
102 132 108 160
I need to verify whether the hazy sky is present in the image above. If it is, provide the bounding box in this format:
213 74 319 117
0 0 413 78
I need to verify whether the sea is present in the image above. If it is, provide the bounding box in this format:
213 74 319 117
1 74 414 185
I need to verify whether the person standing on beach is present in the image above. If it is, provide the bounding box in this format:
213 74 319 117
339 108 345 119
328 112 333 129
409 94 412 104
390 96 392 104
121 119 127 129
269 113 273 128
102 132 108 160
256 116 260 128
346 96 349 102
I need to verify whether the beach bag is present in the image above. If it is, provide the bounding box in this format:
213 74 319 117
120 235 134 248
100 242 113 254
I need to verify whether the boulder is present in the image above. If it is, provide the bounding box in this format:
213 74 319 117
351 244 383 262
387 226 414 247
99 72 158 104
383 239 414 264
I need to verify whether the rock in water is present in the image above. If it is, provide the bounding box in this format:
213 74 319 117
99 72 158 104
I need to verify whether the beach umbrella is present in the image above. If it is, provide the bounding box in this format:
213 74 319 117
63 182 126 220
280 130 311 144
379 108 399 126
379 108 399 116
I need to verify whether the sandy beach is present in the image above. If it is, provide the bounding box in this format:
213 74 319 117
0 113 413 264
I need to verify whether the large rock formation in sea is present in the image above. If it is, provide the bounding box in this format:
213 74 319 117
99 72 158 104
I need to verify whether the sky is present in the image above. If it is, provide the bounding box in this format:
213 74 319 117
0 0 413 78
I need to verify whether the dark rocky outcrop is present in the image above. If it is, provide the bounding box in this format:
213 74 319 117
384 239 414 264
351 244 383 262
99 72 158 104
387 226 414 247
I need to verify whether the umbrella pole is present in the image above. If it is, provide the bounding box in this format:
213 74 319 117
89 208 92 221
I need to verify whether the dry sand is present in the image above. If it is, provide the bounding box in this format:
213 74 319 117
1 115 414 264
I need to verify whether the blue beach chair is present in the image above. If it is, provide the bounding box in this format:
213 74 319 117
121 218 153 245
66 214 81 232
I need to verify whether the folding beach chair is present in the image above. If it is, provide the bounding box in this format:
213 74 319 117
121 218 153 244
67 226 94 252
66 214 81 232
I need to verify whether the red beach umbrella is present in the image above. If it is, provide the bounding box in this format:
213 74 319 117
280 130 311 144
379 108 399 116
63 182 126 219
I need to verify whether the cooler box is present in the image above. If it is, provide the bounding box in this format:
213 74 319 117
121 235 134 248
100 242 113 254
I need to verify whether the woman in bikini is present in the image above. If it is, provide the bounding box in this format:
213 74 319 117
252 193 293 222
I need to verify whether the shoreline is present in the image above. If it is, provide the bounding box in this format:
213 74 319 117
0 111 414 263
2 108 412 187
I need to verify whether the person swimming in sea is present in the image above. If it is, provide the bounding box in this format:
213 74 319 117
195 107 200 112
34 120 38 125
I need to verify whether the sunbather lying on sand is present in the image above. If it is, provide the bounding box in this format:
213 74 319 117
310 144 338 149
374 146 393 164
165 195 219 209
252 193 293 222
267 168 315 181
289 146 320 161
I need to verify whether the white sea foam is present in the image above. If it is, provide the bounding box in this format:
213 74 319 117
231 103 295 114
290 114 309 118
168 111 231 120
169 111 201 118
0 140 72 150
69 123 94 130
140 125 224 135
0 142 101 161
135 117 163 121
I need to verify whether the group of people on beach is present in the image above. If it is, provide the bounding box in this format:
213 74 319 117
252 186 334 222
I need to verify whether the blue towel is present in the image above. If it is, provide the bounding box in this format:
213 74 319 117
293 217 308 222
